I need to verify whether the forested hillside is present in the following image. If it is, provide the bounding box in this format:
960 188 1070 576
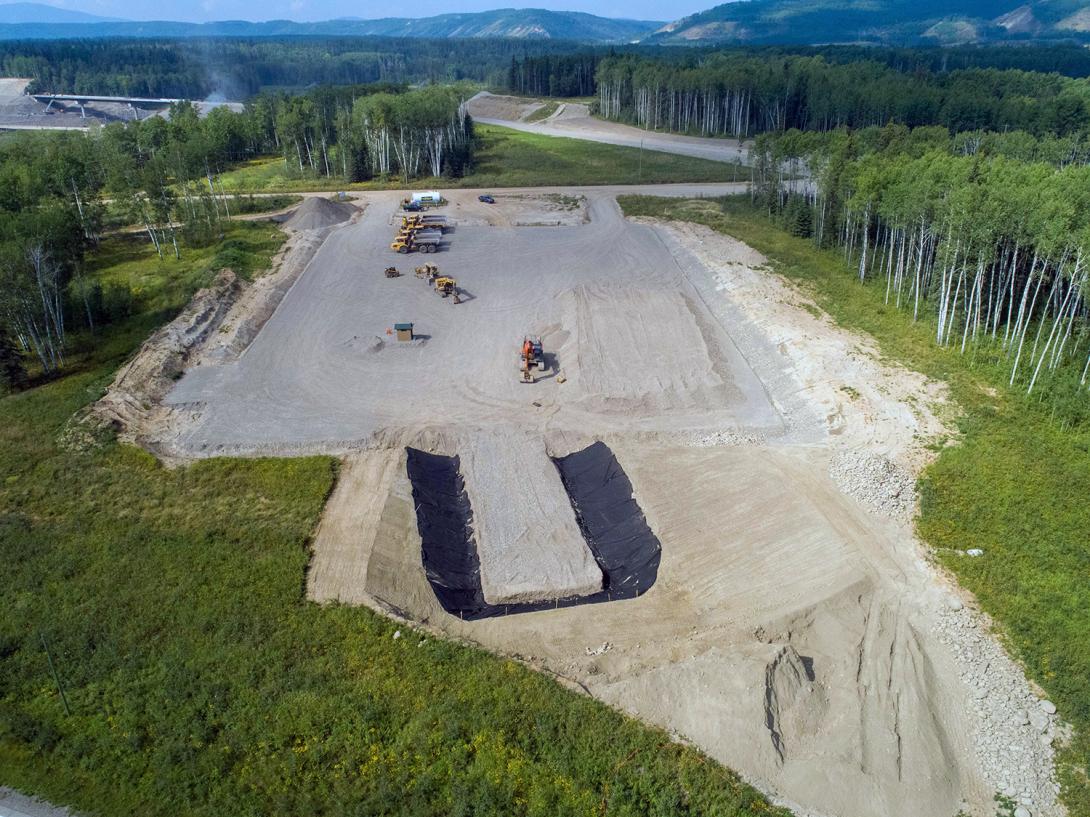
8 37 1090 102
0 9 659 42
646 0 1090 44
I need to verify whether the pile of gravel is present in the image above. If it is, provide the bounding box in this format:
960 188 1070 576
690 430 766 447
829 451 916 521
283 197 356 231
932 604 1062 817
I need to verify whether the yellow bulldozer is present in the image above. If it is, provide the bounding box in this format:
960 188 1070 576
434 276 460 302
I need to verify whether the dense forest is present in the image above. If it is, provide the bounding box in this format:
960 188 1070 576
0 83 473 381
594 53 1090 138
0 36 584 98
7 37 1090 102
506 53 599 97
749 123 1090 414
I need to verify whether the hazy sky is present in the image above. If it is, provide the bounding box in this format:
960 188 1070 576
14 0 713 23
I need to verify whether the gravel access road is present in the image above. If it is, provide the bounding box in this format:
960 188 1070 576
467 92 751 165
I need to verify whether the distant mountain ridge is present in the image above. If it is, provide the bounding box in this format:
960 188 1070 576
0 2 124 23
647 0 1090 44
0 5 660 41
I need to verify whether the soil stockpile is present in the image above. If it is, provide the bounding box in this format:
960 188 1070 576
461 435 602 605
284 197 357 231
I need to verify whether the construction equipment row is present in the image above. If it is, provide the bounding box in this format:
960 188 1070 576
391 215 447 253
414 263 461 303
401 214 450 232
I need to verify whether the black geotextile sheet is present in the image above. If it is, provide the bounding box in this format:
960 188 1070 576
552 441 662 597
405 448 486 614
405 443 662 620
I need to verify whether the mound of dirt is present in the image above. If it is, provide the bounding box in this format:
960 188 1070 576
81 269 243 440
461 434 602 605
284 197 357 231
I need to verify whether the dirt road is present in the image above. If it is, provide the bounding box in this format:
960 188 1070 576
467 92 751 165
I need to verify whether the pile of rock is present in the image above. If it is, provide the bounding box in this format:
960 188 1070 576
829 451 916 521
932 603 1062 817
691 430 767 448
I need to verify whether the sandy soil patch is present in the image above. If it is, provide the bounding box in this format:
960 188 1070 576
645 218 950 509
464 93 545 122
308 450 399 605
444 190 587 227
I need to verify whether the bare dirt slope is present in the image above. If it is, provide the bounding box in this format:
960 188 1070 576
128 183 1060 817
79 200 361 452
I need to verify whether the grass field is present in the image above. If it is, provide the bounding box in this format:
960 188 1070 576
0 222 788 816
618 195 1090 817
218 124 745 193
103 195 302 233
523 101 560 123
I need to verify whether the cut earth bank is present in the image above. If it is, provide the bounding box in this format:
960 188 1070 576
87 187 1064 817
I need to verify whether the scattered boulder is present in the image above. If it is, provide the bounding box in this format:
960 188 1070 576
1029 709 1050 732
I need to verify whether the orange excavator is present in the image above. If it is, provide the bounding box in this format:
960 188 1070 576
519 336 546 383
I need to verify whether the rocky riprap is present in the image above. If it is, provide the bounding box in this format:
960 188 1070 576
932 602 1063 817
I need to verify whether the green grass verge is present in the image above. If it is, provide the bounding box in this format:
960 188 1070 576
218 124 746 193
0 221 789 816
225 193 303 215
617 194 1090 817
523 101 560 123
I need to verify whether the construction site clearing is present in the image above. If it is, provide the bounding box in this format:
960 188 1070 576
89 186 1064 817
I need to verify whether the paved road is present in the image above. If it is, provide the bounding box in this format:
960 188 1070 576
0 789 78 817
468 92 751 166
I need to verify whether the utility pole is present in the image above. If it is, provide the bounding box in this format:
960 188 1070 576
638 139 644 183
40 631 71 717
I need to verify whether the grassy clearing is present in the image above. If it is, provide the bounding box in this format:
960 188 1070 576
218 124 745 193
1 221 789 816
102 195 302 233
618 194 1090 817
523 101 560 123
224 193 303 215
